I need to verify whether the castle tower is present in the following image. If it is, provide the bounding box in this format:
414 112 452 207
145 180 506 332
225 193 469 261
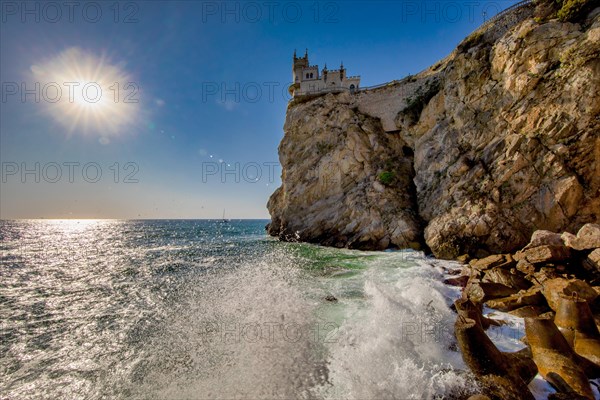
292 49 309 83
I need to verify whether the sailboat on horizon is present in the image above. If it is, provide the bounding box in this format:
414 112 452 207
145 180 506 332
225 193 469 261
221 209 230 223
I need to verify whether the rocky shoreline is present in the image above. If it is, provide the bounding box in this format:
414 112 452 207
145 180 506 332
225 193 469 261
445 224 600 399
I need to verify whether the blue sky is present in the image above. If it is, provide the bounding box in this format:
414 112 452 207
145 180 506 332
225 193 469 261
0 0 519 219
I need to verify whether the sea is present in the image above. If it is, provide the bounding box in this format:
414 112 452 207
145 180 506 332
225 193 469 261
0 219 556 399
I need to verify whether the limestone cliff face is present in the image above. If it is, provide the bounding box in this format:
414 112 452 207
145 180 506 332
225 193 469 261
268 7 600 258
267 94 424 250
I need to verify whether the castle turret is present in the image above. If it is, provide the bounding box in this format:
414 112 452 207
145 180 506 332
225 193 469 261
340 62 345 80
292 49 308 83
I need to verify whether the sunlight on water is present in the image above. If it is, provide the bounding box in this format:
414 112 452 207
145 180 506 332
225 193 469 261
0 220 470 399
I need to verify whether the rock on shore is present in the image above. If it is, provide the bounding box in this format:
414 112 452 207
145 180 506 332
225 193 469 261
452 224 600 398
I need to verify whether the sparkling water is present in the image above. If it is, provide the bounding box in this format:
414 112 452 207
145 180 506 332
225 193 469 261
1 219 471 399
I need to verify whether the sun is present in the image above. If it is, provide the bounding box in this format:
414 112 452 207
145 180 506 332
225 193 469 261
29 47 142 138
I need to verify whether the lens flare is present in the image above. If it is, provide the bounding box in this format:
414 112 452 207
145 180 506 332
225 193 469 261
29 47 142 137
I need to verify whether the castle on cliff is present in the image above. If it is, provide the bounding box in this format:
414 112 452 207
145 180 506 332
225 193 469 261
289 49 361 97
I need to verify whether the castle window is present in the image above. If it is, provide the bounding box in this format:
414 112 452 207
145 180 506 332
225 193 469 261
306 73 309 79
310 73 314 78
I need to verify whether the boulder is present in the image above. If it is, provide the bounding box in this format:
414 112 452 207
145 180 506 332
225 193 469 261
515 245 571 265
525 317 595 399
467 281 520 303
485 287 545 312
523 230 564 250
542 278 598 311
455 317 536 400
562 224 600 251
554 295 595 346
583 249 600 274
577 224 600 248
482 267 531 290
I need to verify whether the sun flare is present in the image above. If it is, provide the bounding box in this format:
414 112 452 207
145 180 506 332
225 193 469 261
30 47 141 138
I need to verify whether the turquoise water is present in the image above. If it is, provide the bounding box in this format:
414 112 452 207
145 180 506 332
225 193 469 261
0 219 469 399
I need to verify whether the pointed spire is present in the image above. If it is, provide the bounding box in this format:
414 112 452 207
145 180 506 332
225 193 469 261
304 48 308 58
324 63 327 70
293 49 297 59
340 61 344 70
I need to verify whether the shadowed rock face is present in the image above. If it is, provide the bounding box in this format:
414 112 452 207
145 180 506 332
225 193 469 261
268 8 600 257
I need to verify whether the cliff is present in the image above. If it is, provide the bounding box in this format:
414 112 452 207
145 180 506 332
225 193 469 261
267 2 600 259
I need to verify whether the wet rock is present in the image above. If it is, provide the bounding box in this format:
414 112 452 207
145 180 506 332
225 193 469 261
455 317 536 400
508 305 550 318
444 275 470 287
554 294 594 346
504 347 538 385
482 267 531 290
542 278 598 311
324 295 338 302
467 282 520 303
555 295 600 367
539 311 556 319
525 317 594 399
514 245 571 265
485 287 545 312
455 298 496 330
523 230 564 250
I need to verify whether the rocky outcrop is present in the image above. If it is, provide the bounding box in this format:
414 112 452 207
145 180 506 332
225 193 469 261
267 94 424 250
409 9 600 258
267 3 600 258
454 226 600 398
